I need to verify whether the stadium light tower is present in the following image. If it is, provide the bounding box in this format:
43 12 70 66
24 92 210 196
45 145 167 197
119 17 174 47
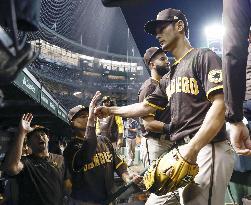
204 24 225 56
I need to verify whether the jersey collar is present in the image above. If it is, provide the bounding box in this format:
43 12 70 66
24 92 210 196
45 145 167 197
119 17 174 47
173 48 194 66
151 77 160 83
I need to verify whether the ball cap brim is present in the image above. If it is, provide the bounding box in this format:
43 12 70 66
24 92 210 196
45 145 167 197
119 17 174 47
144 8 187 36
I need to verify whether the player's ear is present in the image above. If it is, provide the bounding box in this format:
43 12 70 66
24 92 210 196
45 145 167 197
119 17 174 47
176 20 185 33
149 61 155 69
70 120 75 127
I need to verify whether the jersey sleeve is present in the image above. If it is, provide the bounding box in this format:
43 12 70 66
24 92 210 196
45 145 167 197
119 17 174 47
65 126 97 172
196 49 223 100
138 81 157 103
145 75 169 110
103 137 127 176
114 154 127 176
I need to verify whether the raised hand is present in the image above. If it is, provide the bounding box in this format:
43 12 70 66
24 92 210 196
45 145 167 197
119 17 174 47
19 113 34 134
89 91 102 120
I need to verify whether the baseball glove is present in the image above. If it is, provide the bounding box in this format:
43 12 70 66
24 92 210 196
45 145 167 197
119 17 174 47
143 148 199 195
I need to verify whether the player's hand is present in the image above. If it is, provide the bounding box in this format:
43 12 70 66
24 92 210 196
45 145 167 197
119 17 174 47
19 113 34 134
94 106 111 119
130 173 144 188
177 144 198 164
229 122 251 155
116 138 123 150
88 91 101 120
123 172 143 187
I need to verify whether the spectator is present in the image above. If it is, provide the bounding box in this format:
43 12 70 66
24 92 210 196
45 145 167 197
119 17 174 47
2 113 68 205
125 118 139 166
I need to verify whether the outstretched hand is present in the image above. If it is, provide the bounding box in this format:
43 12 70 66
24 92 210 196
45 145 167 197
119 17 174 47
229 122 251 155
19 113 34 134
94 106 111 119
122 171 144 187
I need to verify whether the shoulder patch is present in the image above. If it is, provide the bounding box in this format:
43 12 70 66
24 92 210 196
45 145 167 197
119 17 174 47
208 69 222 83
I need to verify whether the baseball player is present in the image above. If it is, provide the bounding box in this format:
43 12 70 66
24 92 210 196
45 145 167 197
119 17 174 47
139 47 172 167
64 92 140 205
95 8 234 205
139 47 178 205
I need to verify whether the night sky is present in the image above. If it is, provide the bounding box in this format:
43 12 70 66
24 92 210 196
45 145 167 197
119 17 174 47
121 0 223 56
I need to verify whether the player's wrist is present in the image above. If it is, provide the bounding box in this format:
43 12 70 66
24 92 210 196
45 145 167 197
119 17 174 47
18 127 29 136
186 141 201 155
162 123 170 135
229 121 245 127
179 144 198 164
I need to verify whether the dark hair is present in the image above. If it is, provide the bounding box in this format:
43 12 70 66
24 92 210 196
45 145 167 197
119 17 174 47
27 128 49 139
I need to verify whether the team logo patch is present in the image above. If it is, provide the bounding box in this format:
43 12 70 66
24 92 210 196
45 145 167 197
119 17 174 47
208 70 222 83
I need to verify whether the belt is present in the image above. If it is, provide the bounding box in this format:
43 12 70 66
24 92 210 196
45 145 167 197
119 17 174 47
175 135 227 146
175 136 192 146
145 133 170 141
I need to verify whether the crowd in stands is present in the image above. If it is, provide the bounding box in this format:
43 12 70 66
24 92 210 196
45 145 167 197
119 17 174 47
27 41 146 109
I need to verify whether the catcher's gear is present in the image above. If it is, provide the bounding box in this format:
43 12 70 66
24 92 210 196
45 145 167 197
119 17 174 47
143 148 199 195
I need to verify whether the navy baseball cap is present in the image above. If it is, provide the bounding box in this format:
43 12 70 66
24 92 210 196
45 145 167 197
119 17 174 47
144 47 163 66
144 8 188 37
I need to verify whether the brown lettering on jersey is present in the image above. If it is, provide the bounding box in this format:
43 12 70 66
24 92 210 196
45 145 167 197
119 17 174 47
166 77 200 99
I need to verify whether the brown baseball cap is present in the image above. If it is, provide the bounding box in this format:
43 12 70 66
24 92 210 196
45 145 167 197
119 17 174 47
68 105 89 121
144 8 188 36
144 47 163 66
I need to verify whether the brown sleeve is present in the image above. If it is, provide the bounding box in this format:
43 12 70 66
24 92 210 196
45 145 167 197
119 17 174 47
223 0 250 122
114 154 127 177
70 126 97 171
196 49 223 100
83 126 97 161
138 80 158 103
145 75 169 110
